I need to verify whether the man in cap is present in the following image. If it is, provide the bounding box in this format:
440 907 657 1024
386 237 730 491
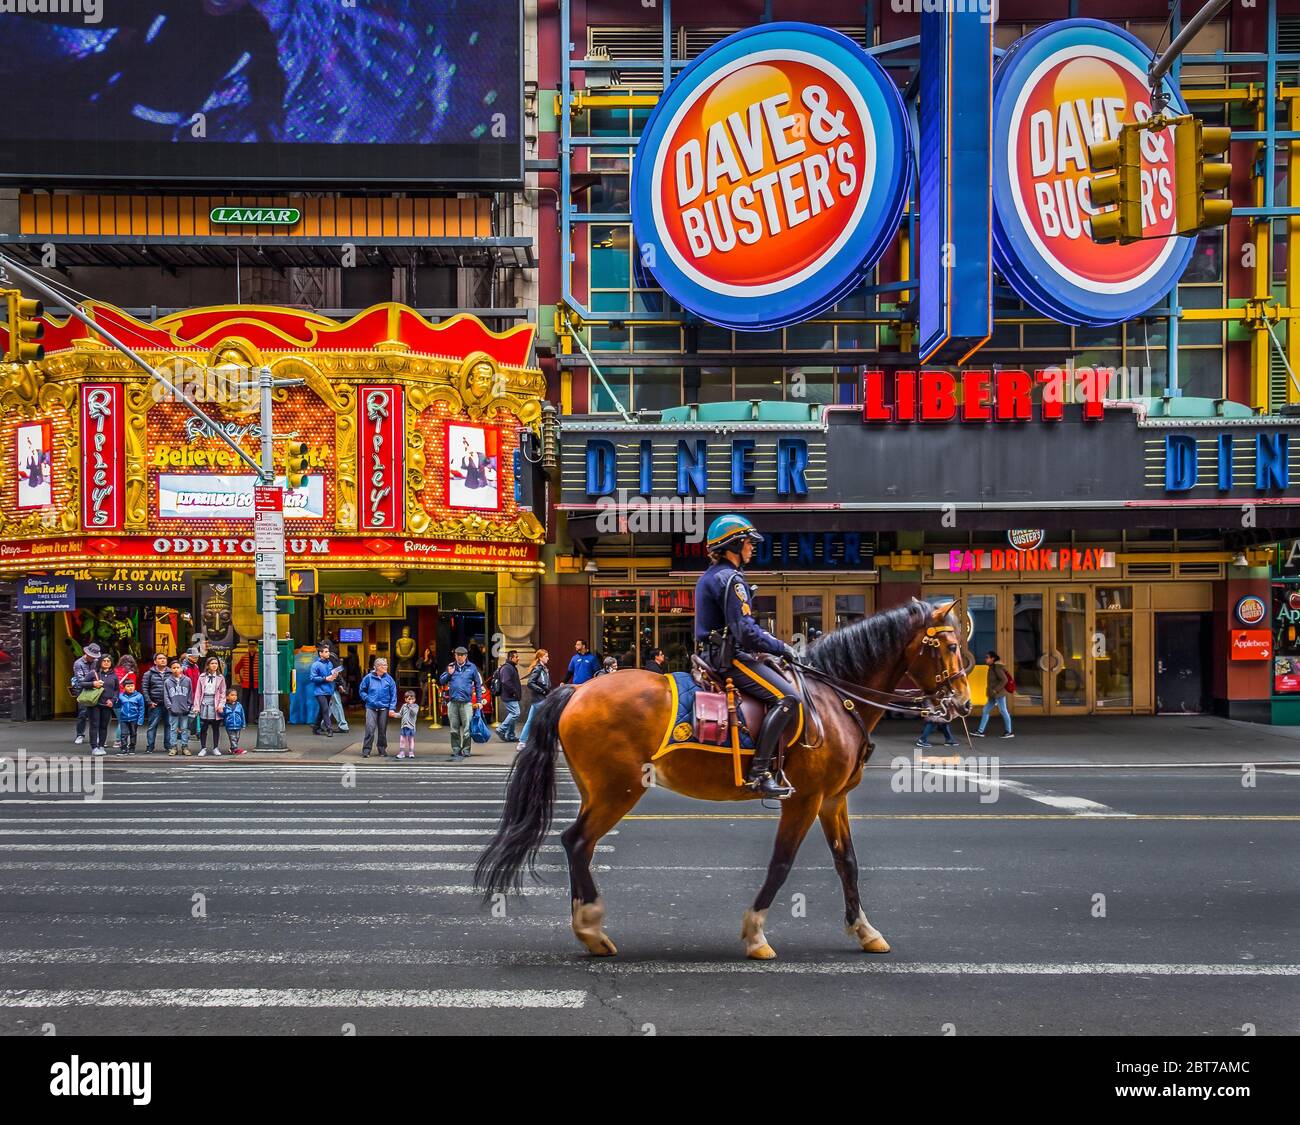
72 643 103 745
439 646 483 760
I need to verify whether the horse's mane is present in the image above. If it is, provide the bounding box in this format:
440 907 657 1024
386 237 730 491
806 600 931 683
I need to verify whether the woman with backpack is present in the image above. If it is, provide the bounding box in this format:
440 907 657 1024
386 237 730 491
971 650 1014 739
513 649 550 754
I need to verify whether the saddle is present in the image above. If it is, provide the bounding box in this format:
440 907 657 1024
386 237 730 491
689 654 777 747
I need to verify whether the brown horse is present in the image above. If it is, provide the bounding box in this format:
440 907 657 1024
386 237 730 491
475 599 972 959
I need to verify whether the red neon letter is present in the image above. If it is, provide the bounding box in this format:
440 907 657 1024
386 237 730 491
994 370 1033 420
862 370 892 422
1077 367 1111 420
961 370 992 421
895 371 917 422
1036 369 1066 419
920 371 957 421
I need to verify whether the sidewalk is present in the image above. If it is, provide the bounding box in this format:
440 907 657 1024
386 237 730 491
1 713 1298 766
0 714 522 765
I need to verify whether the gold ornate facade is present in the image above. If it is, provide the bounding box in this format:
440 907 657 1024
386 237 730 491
0 303 547 574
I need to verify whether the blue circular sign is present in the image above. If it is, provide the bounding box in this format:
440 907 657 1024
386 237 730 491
991 19 1196 327
630 23 910 331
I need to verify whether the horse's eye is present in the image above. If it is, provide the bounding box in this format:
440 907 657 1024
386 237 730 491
948 644 958 654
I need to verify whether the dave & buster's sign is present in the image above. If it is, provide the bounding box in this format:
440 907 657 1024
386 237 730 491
631 23 910 330
992 20 1195 326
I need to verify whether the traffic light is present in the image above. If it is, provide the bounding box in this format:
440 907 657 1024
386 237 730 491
1174 118 1233 235
3 290 45 363
284 442 310 489
1087 122 1143 244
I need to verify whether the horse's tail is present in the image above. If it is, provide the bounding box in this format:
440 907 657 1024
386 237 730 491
475 684 578 897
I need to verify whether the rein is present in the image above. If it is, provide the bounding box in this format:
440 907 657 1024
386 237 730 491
787 625 972 721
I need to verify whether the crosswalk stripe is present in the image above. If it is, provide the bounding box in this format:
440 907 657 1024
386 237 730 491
0 861 595 873
0 988 587 1009
0 949 1293 976
0 827 595 836
6 883 568 896
0 843 611 852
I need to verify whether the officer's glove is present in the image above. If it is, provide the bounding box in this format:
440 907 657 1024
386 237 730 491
781 643 799 664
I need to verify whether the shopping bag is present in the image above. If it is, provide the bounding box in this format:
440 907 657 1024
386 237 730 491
469 708 492 744
76 687 103 706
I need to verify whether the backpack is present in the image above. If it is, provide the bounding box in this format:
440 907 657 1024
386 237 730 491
488 670 501 697
1004 669 1017 694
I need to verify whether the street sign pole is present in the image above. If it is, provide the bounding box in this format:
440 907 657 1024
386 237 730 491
255 364 288 751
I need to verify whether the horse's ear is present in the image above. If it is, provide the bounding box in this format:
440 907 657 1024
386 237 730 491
932 598 957 620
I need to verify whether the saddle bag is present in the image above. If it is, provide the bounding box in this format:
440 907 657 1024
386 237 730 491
692 690 730 746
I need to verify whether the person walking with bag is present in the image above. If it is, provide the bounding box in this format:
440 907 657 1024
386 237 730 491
85 653 120 757
971 650 1015 739
439 646 482 761
71 643 102 745
358 657 398 759
513 648 550 754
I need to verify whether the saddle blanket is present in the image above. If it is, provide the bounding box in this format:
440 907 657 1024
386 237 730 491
662 672 754 752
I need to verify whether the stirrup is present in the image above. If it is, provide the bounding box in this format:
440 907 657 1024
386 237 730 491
746 770 795 799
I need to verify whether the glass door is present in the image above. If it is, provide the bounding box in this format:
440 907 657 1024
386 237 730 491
1051 590 1090 713
1010 590 1048 711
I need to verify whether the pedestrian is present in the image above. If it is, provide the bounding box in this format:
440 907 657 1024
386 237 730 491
493 650 522 741
515 648 550 753
223 689 247 755
565 639 600 685
915 718 959 749
598 655 618 676
971 650 1014 739
358 656 398 759
310 642 340 736
328 650 350 733
438 645 482 761
647 647 669 673
163 659 194 756
114 676 144 755
194 655 228 756
87 653 119 757
140 651 172 755
181 647 202 693
397 690 420 759
71 642 102 745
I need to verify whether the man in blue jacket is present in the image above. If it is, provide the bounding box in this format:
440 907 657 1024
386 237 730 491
358 656 399 759
309 642 340 737
565 639 601 685
439 646 482 760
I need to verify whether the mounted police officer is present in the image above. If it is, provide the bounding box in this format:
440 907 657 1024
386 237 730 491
694 514 799 799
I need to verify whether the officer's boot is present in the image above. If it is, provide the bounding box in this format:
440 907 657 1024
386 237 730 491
747 699 797 799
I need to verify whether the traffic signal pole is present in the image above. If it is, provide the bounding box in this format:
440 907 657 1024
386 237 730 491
1147 0 1232 108
256 364 288 751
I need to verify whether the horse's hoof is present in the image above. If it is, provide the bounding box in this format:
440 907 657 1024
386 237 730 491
747 943 777 961
861 935 891 954
584 934 618 957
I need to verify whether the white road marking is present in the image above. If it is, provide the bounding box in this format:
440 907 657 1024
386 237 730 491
0 949 1293 976
7 883 568 897
15 914 570 928
919 767 1126 815
0 988 587 1009
0 861 595 873
0 800 575 806
0 843 611 853
0 827 585 836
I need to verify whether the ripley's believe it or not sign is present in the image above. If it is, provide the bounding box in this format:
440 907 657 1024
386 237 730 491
632 19 1196 332
0 304 547 576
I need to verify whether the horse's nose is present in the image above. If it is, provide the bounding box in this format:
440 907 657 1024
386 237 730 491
957 700 973 718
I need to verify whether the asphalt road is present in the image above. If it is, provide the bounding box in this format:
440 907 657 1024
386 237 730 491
0 755 1296 1036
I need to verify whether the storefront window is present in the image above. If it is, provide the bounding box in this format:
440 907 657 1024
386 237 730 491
1271 584 1300 694
1095 587 1132 610
1094 614 1134 708
592 586 696 670
834 594 867 629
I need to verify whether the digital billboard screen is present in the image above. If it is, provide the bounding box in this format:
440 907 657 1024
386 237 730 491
0 1 523 186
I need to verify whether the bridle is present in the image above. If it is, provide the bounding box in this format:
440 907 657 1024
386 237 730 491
788 620 973 722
